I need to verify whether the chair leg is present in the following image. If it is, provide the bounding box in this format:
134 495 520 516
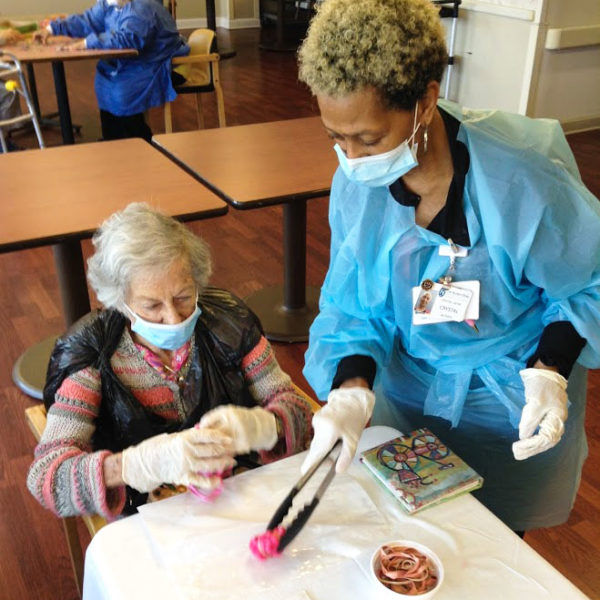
0 129 7 153
212 61 227 128
195 94 205 130
164 102 173 133
62 517 84 598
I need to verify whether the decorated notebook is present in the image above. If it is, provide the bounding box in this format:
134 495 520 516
359 428 483 514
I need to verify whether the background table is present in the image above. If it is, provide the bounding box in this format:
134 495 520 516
1 42 137 144
0 138 227 396
153 116 337 342
82 426 591 600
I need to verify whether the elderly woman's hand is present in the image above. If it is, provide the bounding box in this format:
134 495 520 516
57 38 86 51
199 405 279 455
121 427 236 493
32 28 52 45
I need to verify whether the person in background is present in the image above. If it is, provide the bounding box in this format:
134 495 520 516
297 0 600 535
27 203 313 518
33 0 189 141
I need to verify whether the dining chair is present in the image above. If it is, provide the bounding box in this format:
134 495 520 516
25 403 106 599
164 28 226 133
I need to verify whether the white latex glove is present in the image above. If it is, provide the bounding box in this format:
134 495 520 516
199 405 278 455
512 368 568 461
301 387 375 475
121 427 236 492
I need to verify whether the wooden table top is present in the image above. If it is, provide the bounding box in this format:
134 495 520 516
1 39 137 64
152 116 338 209
0 139 227 251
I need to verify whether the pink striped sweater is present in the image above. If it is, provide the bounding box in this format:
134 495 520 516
27 330 313 518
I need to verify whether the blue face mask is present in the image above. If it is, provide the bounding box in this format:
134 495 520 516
334 105 421 188
125 303 201 351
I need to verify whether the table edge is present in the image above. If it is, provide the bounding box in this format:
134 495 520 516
151 140 332 210
0 206 229 254
0 48 138 65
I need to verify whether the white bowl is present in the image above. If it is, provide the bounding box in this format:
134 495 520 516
370 539 444 599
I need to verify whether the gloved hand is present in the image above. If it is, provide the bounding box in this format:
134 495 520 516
121 427 236 492
199 405 278 455
512 368 568 461
301 387 375 475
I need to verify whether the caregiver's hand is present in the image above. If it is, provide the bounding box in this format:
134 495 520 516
121 427 235 492
512 368 568 461
301 387 375 475
200 405 279 454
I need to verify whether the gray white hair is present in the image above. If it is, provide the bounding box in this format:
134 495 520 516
87 203 212 311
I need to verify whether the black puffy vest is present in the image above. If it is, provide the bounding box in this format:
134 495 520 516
43 288 263 512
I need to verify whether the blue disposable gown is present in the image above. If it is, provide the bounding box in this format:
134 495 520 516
51 0 189 115
304 100 600 530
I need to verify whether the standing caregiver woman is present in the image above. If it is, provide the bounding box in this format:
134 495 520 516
298 0 600 532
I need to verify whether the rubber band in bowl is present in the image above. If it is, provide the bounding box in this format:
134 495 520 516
370 540 444 598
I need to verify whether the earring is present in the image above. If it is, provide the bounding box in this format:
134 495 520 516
423 126 429 154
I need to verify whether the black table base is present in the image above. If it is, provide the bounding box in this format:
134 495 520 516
26 64 82 140
205 0 237 59
245 284 320 343
13 241 91 398
244 200 320 343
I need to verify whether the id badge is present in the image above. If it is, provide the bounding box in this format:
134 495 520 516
412 280 480 325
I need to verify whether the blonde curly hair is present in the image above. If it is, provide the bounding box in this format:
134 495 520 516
298 0 448 109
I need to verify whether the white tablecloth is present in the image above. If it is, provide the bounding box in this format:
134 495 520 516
83 426 590 600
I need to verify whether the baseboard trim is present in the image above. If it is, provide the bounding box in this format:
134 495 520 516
176 18 207 29
560 115 600 134
221 18 261 30
177 17 260 30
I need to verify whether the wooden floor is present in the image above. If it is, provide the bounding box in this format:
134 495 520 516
2 27 599 600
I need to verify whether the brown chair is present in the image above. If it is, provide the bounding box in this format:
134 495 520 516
24 385 319 594
25 403 106 598
164 28 226 133
293 382 322 413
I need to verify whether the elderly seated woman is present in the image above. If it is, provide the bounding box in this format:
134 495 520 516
27 203 313 518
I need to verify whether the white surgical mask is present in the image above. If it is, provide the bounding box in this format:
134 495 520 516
334 105 421 188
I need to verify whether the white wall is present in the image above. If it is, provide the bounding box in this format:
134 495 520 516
441 0 600 130
442 7 536 114
531 0 600 130
1 0 91 19
1 0 259 27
